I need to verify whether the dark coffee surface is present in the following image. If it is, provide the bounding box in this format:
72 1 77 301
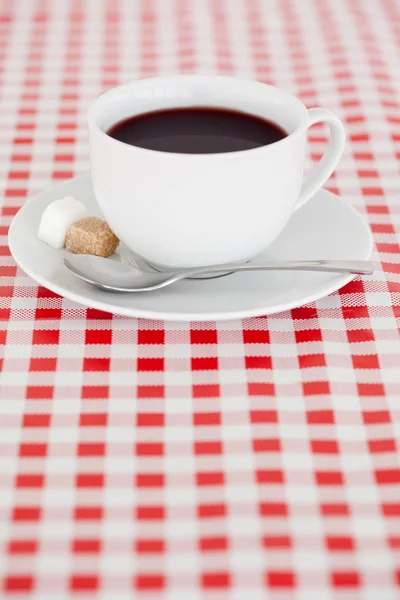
107 107 287 154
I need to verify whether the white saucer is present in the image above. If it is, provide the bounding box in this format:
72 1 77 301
9 174 373 322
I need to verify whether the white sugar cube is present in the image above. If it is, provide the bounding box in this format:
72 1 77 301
38 196 88 249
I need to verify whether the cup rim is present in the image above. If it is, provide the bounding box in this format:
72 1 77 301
87 74 309 158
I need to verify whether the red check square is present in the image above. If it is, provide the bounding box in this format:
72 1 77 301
4 577 34 592
201 573 230 588
326 536 354 551
138 330 165 344
137 358 164 371
245 355 272 369
253 439 280 452
192 357 218 370
303 381 330 396
190 330 217 344
135 575 165 590
295 329 322 343
198 504 226 518
311 440 339 453
69 576 99 591
194 412 220 426
193 384 220 397
85 330 112 344
72 539 101 553
7 540 38 554
199 536 228 551
32 330 60 345
135 539 165 553
83 358 110 371
331 572 360 587
74 507 103 521
79 414 107 426
243 330 270 344
266 572 296 588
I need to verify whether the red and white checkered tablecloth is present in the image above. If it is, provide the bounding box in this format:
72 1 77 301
1 0 400 598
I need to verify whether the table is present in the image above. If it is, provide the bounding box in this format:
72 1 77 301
0 0 400 598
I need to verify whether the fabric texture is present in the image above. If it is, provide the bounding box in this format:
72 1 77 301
0 0 400 598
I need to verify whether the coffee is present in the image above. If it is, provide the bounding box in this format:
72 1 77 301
107 107 287 154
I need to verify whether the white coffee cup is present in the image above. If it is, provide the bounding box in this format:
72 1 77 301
88 75 345 270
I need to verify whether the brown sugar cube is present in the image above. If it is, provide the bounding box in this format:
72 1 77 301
66 217 119 258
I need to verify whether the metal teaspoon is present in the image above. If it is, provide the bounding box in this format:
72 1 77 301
63 255 374 293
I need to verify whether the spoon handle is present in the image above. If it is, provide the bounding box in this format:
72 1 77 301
179 260 374 278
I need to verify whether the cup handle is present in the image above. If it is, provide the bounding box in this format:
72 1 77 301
294 107 346 212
